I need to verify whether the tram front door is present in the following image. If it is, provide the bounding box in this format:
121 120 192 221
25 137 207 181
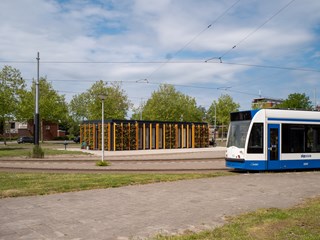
267 124 280 169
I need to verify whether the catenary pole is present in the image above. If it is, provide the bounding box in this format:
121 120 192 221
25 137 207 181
34 52 40 145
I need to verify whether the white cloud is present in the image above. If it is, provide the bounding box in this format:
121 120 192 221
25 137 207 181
0 0 320 112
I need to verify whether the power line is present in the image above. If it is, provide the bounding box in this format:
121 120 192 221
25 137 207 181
10 58 320 72
145 0 241 80
0 58 320 74
56 89 149 100
229 69 285 89
205 0 296 62
0 60 175 64
0 60 37 63
24 78 138 83
47 76 291 103
221 61 320 73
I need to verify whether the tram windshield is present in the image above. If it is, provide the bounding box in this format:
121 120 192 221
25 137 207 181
227 120 251 148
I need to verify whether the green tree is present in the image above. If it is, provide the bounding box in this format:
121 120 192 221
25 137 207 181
17 78 69 140
17 78 68 122
69 80 131 121
277 93 312 110
132 84 205 122
207 94 240 126
0 66 26 144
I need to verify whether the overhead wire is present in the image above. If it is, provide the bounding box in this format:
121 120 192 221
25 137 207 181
205 0 296 62
1 0 317 107
144 0 241 80
24 73 293 102
1 0 315 101
220 61 320 73
229 69 285 89
3 58 318 73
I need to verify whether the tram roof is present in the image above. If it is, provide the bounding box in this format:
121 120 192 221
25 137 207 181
231 108 320 121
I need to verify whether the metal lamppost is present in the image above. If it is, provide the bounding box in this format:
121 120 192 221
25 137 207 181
35 52 40 145
98 95 107 162
214 103 217 140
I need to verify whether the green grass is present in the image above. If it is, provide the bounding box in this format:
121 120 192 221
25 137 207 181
154 197 320 240
0 172 233 198
95 160 111 166
0 143 87 157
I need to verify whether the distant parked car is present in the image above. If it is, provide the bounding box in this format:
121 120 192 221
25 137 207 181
17 136 34 144
73 136 80 143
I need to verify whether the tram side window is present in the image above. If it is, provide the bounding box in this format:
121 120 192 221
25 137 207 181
306 126 320 152
282 124 304 153
282 124 320 153
247 123 263 154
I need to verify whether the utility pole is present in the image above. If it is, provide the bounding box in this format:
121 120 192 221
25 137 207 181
34 52 40 145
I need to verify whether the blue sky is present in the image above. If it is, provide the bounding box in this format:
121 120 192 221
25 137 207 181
1 0 320 117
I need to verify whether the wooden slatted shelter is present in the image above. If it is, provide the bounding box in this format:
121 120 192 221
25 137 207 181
80 120 209 151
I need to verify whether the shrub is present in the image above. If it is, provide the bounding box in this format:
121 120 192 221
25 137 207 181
31 145 45 158
95 160 111 167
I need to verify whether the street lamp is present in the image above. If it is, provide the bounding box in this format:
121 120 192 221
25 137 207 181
98 95 107 162
35 52 40 145
214 103 217 131
214 103 217 140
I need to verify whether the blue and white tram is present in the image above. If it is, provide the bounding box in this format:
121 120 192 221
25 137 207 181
225 109 320 170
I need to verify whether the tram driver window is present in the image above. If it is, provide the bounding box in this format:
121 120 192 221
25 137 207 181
247 123 263 154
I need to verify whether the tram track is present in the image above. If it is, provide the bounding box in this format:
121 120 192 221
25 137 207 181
0 157 223 164
0 157 228 173
0 166 230 173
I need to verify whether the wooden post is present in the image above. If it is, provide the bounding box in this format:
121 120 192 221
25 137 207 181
163 124 166 149
175 124 178 148
108 123 111 151
150 123 152 149
181 124 184 148
186 125 189 148
136 122 139 150
156 124 159 149
143 123 145 150
98 123 101 150
192 124 195 148
113 123 116 151
121 123 123 151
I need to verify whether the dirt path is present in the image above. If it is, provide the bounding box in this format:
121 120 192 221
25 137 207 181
1 172 320 239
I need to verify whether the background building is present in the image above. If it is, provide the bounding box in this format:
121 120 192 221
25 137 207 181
252 98 283 109
0 120 61 141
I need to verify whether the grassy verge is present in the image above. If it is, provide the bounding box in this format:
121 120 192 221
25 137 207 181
0 172 233 198
0 143 87 157
154 197 320 240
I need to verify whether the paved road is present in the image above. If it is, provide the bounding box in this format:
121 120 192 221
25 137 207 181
0 148 227 172
1 172 320 239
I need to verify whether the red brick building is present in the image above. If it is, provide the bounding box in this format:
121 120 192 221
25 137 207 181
18 120 59 141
